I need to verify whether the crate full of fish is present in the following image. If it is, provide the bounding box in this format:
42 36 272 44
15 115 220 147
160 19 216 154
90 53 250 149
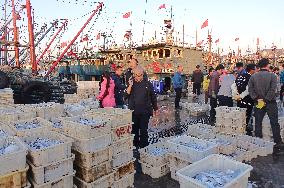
186 124 217 140
20 130 73 167
73 146 112 168
168 153 191 170
139 160 170 179
29 171 75 188
27 154 74 184
237 135 275 157
177 154 253 188
71 133 111 153
208 135 237 155
0 166 29 188
139 141 169 167
62 116 111 139
0 137 27 176
0 108 31 122
167 135 219 163
8 117 52 136
112 149 134 168
97 108 133 127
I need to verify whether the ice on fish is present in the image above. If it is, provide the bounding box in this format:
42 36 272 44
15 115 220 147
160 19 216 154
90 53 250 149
177 140 210 151
0 130 8 137
14 120 41 130
148 147 168 157
27 138 63 150
76 118 104 127
0 143 19 155
193 169 241 188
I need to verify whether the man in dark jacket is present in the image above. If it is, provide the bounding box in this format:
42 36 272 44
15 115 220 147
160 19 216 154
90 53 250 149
191 65 203 95
208 64 224 124
248 58 284 153
112 66 126 108
233 64 256 135
126 66 158 148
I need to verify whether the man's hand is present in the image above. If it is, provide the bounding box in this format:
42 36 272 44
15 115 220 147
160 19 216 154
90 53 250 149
211 92 217 99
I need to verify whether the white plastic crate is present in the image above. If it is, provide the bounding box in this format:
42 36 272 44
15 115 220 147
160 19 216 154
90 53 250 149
96 108 132 128
0 165 29 188
208 135 237 155
167 153 191 170
113 159 135 181
139 160 170 179
170 167 179 181
139 142 169 167
111 124 132 142
0 137 27 176
167 135 219 163
8 117 52 137
74 172 114 188
62 116 111 139
237 135 275 156
111 135 134 156
28 154 74 184
112 171 135 188
112 149 134 168
73 146 112 168
0 123 15 137
177 154 253 188
20 131 73 167
30 171 75 188
71 134 111 153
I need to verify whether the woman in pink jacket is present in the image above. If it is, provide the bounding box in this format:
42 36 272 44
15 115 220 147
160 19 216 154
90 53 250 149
96 71 116 108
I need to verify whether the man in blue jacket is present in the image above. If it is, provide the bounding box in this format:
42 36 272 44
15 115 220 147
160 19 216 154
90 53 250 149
173 65 184 109
112 66 126 108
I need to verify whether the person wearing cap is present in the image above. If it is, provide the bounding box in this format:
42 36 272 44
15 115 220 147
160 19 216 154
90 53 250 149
208 64 224 124
232 63 256 136
191 65 203 96
248 58 284 154
235 62 245 75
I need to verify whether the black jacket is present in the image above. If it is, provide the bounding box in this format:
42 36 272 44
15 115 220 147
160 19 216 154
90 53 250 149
191 70 203 83
126 80 158 116
111 74 126 106
235 71 254 106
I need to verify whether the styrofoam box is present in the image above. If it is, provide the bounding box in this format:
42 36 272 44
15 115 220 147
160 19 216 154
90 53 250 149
28 154 74 184
111 135 134 156
20 131 73 167
167 135 219 163
62 116 111 139
112 171 135 188
74 172 114 188
112 149 134 168
139 142 169 167
111 124 132 142
73 146 112 168
71 134 111 153
29 171 75 188
177 154 253 188
139 160 170 179
8 117 53 137
0 137 27 176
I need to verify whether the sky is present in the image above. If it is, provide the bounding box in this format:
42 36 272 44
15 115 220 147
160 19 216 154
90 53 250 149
1 0 284 55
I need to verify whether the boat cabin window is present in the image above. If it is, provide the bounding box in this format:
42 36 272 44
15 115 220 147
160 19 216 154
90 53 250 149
153 50 157 58
165 49 171 58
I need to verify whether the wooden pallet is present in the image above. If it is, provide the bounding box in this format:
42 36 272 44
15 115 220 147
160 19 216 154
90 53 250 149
74 161 112 183
0 166 28 188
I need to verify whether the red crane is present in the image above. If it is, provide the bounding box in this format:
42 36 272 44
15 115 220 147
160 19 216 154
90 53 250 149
35 19 68 65
44 2 104 78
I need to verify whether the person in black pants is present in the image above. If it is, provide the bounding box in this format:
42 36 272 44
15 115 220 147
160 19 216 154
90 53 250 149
248 58 284 154
173 65 184 109
192 65 203 96
126 66 158 148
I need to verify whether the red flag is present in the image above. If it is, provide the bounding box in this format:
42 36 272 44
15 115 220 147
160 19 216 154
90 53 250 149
123 11 131 19
256 38 259 46
215 39 219 43
201 19 208 29
96 33 100 40
235 37 239 41
197 40 204 46
158 4 166 10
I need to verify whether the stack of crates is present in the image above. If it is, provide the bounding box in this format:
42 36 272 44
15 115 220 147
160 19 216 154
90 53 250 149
139 142 170 179
215 106 247 135
20 131 74 188
0 134 28 188
61 115 114 187
0 88 14 105
106 108 135 188
168 153 191 181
